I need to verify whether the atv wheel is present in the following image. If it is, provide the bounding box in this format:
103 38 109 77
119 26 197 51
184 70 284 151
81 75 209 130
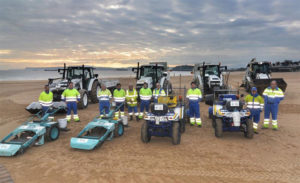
244 119 254 139
90 81 100 103
172 122 181 145
212 116 216 128
215 118 223 138
141 121 151 143
114 122 124 137
179 119 185 133
45 125 60 141
78 90 88 109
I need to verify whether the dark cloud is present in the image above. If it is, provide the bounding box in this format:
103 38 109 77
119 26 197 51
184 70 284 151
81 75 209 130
0 0 300 69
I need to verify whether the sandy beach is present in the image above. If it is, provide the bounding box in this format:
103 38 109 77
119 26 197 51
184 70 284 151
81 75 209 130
0 72 299 183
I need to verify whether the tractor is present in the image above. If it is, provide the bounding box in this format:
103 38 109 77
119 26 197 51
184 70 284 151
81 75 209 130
132 62 172 95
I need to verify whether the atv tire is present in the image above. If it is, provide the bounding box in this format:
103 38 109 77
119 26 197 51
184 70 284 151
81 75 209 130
141 121 151 143
179 119 186 133
245 119 254 139
215 118 223 138
90 81 100 103
45 125 60 141
114 122 124 137
212 116 216 128
78 89 88 109
172 122 181 145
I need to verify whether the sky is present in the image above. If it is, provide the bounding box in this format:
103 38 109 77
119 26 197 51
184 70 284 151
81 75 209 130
0 0 300 70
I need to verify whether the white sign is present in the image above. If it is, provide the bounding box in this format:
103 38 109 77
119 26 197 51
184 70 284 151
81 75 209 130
77 139 88 143
0 144 10 149
230 101 240 107
154 104 163 111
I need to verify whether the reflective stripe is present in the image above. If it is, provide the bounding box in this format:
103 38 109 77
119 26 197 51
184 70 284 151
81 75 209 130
114 97 125 102
264 119 269 124
196 118 202 125
140 96 151 100
39 101 53 107
253 123 258 129
272 120 277 125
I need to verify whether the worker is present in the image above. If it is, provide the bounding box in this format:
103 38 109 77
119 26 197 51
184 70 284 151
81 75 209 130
39 85 54 120
97 84 112 118
139 82 152 119
113 83 126 119
153 82 166 103
126 84 138 121
186 82 202 127
244 87 264 134
61 82 81 122
263 80 284 130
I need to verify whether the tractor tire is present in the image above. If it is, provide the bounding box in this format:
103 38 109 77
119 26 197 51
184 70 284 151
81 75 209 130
90 81 100 103
141 121 151 143
179 119 185 133
212 116 216 128
244 119 254 139
172 122 181 145
78 89 88 109
215 118 223 138
45 125 60 141
114 122 124 137
168 82 172 94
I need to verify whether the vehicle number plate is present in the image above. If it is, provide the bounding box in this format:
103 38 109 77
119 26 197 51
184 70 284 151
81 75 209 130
230 101 239 107
155 117 160 125
154 104 163 111
77 139 88 143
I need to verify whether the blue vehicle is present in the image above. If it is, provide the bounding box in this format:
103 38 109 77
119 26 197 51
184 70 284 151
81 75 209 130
0 108 62 156
141 96 185 145
208 90 253 138
70 104 124 150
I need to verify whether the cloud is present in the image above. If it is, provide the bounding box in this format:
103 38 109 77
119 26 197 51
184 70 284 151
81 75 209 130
0 0 300 69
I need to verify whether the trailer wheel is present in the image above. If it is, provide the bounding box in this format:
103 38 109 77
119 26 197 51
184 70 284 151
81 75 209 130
172 122 181 145
114 122 124 137
90 81 100 103
215 118 223 138
244 119 254 139
141 121 151 143
78 90 88 109
45 125 60 141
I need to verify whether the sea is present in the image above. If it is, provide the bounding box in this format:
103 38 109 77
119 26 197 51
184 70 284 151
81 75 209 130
0 69 192 81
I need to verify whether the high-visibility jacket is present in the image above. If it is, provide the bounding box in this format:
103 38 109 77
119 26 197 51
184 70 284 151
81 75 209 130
245 94 264 109
187 88 202 102
263 87 284 104
126 89 138 107
113 89 126 103
39 91 53 107
97 89 112 101
139 88 152 101
61 88 80 102
153 88 166 99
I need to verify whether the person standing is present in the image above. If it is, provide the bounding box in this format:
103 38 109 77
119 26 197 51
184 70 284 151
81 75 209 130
39 85 54 120
244 87 264 134
263 80 284 130
186 82 202 127
153 82 166 103
126 84 138 121
113 83 126 119
97 84 112 118
61 82 81 122
139 82 152 119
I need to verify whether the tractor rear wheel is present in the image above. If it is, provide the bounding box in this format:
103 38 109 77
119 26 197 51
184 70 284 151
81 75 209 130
245 119 254 139
114 122 124 137
141 121 151 143
215 118 223 138
172 122 181 145
90 81 100 103
45 125 60 141
78 90 88 109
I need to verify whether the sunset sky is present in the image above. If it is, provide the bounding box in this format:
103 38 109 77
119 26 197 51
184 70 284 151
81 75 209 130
1 0 300 70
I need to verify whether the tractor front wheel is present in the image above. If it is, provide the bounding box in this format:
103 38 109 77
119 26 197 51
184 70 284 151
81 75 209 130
141 121 151 143
215 118 223 138
78 90 88 109
90 81 100 103
172 122 181 145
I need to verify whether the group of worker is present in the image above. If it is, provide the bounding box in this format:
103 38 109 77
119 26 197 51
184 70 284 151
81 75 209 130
38 79 284 133
97 82 166 122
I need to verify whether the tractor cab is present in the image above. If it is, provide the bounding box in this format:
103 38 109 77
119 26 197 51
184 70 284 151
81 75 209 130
247 60 271 80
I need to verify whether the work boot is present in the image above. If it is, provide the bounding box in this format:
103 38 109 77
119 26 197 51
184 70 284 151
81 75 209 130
262 124 269 129
197 124 202 128
272 125 278 131
136 116 139 121
130 116 133 121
